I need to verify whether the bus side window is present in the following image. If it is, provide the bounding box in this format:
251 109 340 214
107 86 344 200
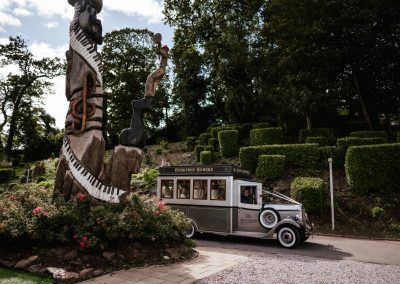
161 179 174 198
177 180 190 199
210 180 226 201
193 180 207 200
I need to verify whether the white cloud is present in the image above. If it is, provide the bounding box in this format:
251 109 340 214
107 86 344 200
13 8 32 16
0 11 22 27
44 76 68 129
45 22 59 29
0 27 5 33
29 42 68 59
104 0 164 24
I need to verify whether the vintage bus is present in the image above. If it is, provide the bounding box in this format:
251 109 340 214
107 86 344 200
157 165 313 248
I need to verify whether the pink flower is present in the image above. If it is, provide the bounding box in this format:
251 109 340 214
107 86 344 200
156 200 166 211
76 193 87 201
32 207 45 216
80 241 86 248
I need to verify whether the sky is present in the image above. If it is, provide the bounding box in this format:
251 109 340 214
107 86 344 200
0 0 174 129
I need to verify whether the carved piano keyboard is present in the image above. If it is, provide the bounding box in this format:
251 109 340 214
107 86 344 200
62 138 125 203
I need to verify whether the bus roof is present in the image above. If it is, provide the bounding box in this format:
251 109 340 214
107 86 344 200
158 165 252 179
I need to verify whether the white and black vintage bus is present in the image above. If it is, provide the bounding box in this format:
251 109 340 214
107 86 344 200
157 165 313 248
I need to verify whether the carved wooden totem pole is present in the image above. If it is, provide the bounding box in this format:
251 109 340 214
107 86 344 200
55 0 168 203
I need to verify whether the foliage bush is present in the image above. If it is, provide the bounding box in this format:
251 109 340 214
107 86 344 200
290 177 325 213
256 155 285 181
194 145 205 162
336 137 386 166
208 138 219 151
250 127 283 146
0 184 191 248
186 136 196 151
155 148 162 155
345 143 400 195
199 133 213 145
0 168 13 183
371 207 385 218
306 136 336 146
239 143 319 173
204 145 214 155
131 167 159 194
218 130 239 158
252 122 269 129
211 125 243 139
159 139 168 150
299 128 339 143
200 151 212 165
349 131 387 140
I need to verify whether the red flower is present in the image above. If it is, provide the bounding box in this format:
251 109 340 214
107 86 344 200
156 200 166 211
32 207 46 216
76 193 87 201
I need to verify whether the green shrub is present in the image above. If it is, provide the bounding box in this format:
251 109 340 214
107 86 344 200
218 130 239 158
336 137 386 166
194 145 205 162
199 133 213 145
208 138 219 151
306 136 336 146
299 128 339 143
131 167 159 194
155 148 162 155
256 155 285 181
291 177 325 213
211 125 243 139
200 151 212 165
371 207 385 218
186 136 196 151
159 139 168 150
239 143 319 173
250 127 283 146
345 143 400 194
0 168 13 183
204 145 214 155
252 122 269 129
349 131 387 140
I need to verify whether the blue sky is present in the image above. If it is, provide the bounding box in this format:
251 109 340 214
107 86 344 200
0 0 174 128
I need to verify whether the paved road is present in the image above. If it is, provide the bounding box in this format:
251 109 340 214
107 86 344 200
195 233 400 266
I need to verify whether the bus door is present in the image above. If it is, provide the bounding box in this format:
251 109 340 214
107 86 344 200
237 183 263 232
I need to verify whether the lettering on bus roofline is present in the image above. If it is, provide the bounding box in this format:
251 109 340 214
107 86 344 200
159 165 251 177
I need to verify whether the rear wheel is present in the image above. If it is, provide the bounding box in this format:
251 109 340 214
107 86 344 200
185 220 196 238
277 226 300 248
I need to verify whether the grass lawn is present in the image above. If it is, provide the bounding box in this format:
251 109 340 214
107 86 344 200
0 268 53 284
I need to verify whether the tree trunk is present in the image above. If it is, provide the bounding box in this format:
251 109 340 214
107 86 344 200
352 69 374 131
5 95 23 159
306 112 312 130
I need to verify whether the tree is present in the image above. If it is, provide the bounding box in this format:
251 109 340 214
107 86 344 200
0 36 63 159
101 28 171 147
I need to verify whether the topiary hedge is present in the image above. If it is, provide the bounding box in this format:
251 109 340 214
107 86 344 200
256 155 285 181
199 133 213 145
239 143 319 173
211 125 244 139
349 131 387 140
208 138 219 151
345 143 400 195
200 151 212 165
194 145 205 162
252 122 269 129
306 136 336 146
218 130 239 158
250 127 283 146
299 128 339 143
291 177 325 213
336 137 386 166
0 168 13 183
204 145 214 155
186 136 196 151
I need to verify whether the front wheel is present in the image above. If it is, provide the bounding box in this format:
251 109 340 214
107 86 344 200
277 226 300 249
185 221 196 238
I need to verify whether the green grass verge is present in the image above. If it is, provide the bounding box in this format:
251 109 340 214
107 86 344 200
0 268 53 284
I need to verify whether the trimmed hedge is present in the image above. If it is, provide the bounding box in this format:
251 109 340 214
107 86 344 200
256 155 285 181
291 177 325 213
211 124 244 140
345 143 400 194
306 136 336 146
299 128 339 143
250 127 283 146
349 131 387 140
200 151 212 165
0 168 13 183
218 130 239 158
252 122 269 129
204 145 214 155
199 133 213 145
239 143 319 173
194 145 205 162
208 138 219 151
186 136 196 151
337 137 386 165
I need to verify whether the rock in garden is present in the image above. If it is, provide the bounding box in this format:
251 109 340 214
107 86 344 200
102 251 115 261
79 268 94 280
64 249 78 261
93 269 104 277
53 271 80 284
165 248 181 260
14 255 39 269
47 267 66 275
163 255 170 260
27 264 46 273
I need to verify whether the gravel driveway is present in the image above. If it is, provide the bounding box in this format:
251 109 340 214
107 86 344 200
196 253 400 284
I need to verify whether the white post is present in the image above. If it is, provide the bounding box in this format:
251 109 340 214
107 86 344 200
328 158 335 231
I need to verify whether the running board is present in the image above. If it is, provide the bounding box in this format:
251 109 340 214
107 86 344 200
231 231 270 238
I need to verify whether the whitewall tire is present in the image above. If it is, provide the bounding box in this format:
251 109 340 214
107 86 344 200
259 209 280 229
185 221 196 238
277 226 300 249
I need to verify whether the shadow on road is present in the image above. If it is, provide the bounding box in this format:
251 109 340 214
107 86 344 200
195 233 353 261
